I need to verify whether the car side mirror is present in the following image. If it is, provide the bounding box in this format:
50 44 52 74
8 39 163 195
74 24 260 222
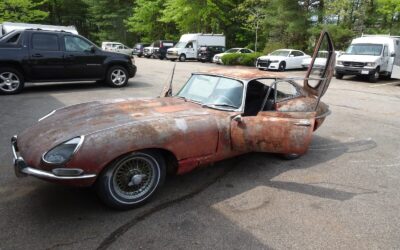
233 114 242 123
90 46 96 53
391 52 396 57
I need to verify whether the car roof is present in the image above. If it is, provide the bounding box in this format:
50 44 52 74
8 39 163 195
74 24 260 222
194 67 286 81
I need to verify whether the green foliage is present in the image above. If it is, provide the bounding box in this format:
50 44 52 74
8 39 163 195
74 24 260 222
0 0 48 23
89 0 134 44
125 0 177 42
221 52 263 66
3 0 400 53
160 0 234 34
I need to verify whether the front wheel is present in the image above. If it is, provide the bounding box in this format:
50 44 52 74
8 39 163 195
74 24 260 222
0 67 25 95
96 151 166 209
106 66 129 88
179 54 186 62
278 62 286 71
369 69 380 83
335 73 344 79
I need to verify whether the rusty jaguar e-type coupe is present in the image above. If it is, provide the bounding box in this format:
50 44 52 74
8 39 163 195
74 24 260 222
11 32 335 209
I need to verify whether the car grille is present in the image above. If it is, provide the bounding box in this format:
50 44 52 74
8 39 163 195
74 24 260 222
258 60 271 68
342 61 366 67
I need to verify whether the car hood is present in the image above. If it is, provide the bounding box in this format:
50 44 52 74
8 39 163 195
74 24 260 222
258 55 287 61
17 97 210 160
337 54 380 63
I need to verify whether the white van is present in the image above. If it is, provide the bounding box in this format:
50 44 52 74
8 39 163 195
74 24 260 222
167 33 225 62
0 22 78 37
335 35 400 82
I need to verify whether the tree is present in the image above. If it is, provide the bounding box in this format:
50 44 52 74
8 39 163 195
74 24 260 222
42 0 92 38
89 0 134 44
160 0 233 34
0 0 48 23
125 0 177 42
236 0 268 52
376 0 400 34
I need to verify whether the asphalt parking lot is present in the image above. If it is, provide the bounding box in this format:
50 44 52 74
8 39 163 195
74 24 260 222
1 57 400 250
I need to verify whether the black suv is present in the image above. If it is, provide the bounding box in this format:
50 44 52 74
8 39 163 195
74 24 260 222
153 40 176 60
198 46 225 62
0 29 137 94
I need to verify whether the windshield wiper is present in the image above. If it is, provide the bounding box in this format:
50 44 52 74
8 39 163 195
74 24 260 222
202 103 238 109
175 96 188 102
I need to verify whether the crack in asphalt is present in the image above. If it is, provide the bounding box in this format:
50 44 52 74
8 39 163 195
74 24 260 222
45 235 98 250
96 163 236 250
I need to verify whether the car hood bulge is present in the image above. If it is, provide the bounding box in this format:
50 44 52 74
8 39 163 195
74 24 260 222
17 98 210 161
258 55 287 61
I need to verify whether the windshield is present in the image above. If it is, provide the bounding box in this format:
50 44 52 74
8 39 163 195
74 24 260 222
0 30 18 42
174 42 187 48
225 48 239 53
270 50 290 56
177 75 244 110
346 44 383 56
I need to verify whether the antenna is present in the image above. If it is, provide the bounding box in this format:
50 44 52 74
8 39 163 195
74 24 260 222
161 63 176 97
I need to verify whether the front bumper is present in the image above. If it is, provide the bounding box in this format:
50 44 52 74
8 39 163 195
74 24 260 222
257 61 279 70
11 135 96 180
335 66 376 76
167 53 179 59
127 64 137 78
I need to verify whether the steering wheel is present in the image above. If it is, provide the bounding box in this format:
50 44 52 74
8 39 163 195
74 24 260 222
213 95 236 106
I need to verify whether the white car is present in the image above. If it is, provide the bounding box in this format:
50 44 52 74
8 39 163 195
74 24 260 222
113 44 134 56
213 48 254 64
101 42 123 51
256 49 310 71
302 51 342 69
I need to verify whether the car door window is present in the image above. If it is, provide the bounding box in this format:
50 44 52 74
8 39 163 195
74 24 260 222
293 51 303 57
274 81 300 102
32 33 60 51
64 36 91 52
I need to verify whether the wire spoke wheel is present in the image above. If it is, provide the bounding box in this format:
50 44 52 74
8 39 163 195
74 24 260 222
112 156 156 200
97 151 166 209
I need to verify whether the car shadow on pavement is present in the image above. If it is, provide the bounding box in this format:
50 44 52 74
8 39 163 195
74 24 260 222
0 134 378 249
20 81 153 94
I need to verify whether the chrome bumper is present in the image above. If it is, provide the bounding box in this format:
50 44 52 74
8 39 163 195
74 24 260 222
11 135 96 180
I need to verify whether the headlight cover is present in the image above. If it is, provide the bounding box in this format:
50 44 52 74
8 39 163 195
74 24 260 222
366 62 376 67
42 136 84 165
336 61 343 65
271 60 279 63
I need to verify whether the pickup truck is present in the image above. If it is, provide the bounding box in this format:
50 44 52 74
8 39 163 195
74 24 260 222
0 29 137 94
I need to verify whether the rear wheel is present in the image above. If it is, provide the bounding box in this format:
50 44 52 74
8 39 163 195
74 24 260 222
96 151 166 209
281 153 301 160
106 65 129 88
0 67 24 95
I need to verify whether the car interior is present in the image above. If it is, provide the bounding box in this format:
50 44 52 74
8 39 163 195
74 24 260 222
243 79 276 116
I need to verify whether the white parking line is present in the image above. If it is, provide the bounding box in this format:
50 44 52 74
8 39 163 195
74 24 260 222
369 81 400 87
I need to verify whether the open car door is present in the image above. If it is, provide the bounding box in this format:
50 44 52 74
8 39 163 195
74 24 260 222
303 31 335 110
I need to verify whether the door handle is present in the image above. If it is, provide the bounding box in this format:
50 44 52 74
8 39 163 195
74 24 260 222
31 53 43 58
294 120 312 127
